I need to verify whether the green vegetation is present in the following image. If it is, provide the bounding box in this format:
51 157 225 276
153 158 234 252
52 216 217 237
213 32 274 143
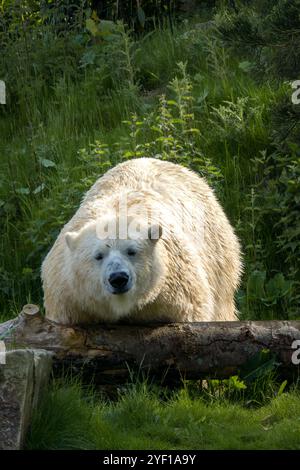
1 0 300 449
25 349 298 450
26 379 300 450
1 1 299 322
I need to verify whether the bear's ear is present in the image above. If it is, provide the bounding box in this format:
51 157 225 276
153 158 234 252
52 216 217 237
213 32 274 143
148 223 163 243
65 231 79 251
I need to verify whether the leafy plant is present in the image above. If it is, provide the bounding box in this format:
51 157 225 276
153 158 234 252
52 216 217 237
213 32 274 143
239 140 300 320
119 62 221 183
217 0 300 80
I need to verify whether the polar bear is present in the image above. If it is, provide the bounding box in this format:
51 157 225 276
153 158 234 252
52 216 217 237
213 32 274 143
41 158 242 324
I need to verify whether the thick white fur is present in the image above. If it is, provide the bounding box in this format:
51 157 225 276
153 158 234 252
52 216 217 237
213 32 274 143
41 158 242 324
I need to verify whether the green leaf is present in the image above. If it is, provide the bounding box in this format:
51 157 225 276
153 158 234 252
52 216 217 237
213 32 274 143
238 61 253 73
228 375 247 390
150 126 162 134
277 380 287 397
22 267 33 275
184 128 201 134
98 20 116 36
171 118 184 124
86 18 99 37
123 151 136 158
39 158 56 168
167 100 178 106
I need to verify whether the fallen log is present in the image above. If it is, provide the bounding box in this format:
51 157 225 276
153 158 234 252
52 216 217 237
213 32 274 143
1 304 300 384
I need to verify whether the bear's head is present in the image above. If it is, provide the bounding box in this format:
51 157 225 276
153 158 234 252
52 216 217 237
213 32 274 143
63 218 165 321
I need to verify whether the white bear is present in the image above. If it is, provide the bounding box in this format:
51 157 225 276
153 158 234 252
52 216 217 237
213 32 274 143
41 158 242 324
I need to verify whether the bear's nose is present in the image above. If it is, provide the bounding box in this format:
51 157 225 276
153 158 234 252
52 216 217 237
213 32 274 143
109 271 129 289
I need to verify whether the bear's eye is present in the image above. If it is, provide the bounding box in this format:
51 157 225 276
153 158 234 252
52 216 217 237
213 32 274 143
95 252 104 261
127 248 137 257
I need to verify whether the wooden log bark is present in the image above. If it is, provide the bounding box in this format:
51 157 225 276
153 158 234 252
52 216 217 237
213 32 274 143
1 305 300 384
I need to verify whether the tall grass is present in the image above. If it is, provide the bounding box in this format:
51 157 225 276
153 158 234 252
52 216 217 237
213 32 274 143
26 378 300 450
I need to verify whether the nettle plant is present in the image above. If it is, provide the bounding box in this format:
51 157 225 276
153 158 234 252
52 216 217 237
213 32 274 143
238 144 300 320
117 62 221 184
83 16 139 93
67 63 221 189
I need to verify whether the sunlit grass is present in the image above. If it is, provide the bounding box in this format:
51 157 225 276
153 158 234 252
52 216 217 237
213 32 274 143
26 379 300 450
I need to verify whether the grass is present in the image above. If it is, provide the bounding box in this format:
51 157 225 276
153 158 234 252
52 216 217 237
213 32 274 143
26 379 300 450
